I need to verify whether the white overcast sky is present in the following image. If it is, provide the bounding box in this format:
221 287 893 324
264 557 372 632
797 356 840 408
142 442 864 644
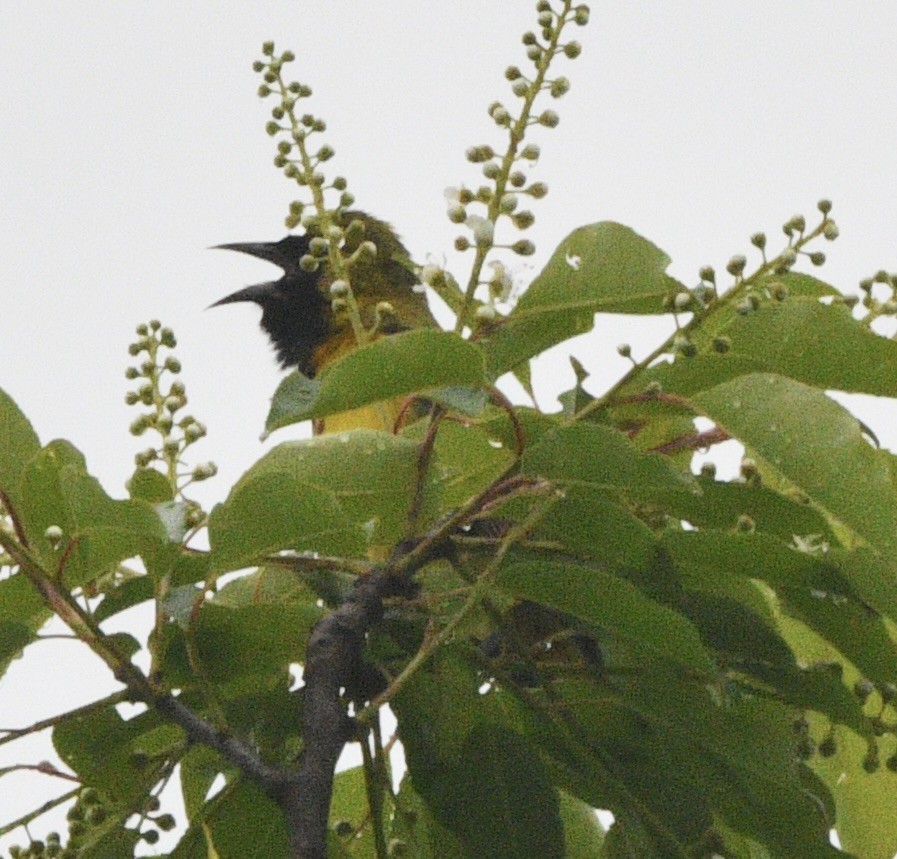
2 1 897 849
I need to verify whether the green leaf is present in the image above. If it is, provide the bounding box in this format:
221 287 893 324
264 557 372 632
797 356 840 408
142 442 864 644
329 766 376 855
557 791 606 858
694 374 897 558
725 298 897 396
662 531 849 597
16 440 166 584
528 485 657 573
599 670 841 857
265 329 486 432
760 271 840 298
0 573 50 676
452 724 565 859
0 386 41 512
162 601 322 691
811 723 897 858
53 704 169 805
661 475 837 541
482 222 685 374
0 621 33 668
404 418 515 508
393 648 566 856
391 776 467 859
522 422 695 500
781 583 897 691
496 558 714 674
647 298 897 399
76 826 142 859
179 744 224 821
209 431 433 570
93 575 154 623
126 467 174 503
169 778 289 859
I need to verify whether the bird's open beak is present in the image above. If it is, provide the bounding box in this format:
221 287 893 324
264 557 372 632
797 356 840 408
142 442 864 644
213 242 284 266
208 282 277 308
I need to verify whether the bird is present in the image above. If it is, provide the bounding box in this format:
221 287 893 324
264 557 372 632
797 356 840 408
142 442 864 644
212 211 437 433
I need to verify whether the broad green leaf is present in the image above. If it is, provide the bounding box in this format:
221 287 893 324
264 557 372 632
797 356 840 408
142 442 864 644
162 601 322 691
393 648 566 856
724 299 897 395
782 584 897 691
265 329 486 432
662 531 849 597
76 826 142 859
636 295 894 405
404 418 514 507
449 724 565 859
661 475 837 541
169 778 289 859
53 704 168 805
329 766 376 855
598 671 841 857
93 575 154 623
15 440 166 584
0 386 40 513
0 572 50 676
529 485 657 573
391 776 467 859
210 430 434 570
557 791 606 858
812 724 897 859
522 422 695 500
759 271 840 298
653 299 897 397
694 374 897 559
496 558 714 674
482 222 685 374
774 603 893 848
126 466 174 503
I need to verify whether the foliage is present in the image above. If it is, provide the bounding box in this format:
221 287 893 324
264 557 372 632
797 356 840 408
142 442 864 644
3 2 897 858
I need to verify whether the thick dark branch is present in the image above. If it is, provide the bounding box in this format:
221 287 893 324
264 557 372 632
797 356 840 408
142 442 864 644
287 563 419 859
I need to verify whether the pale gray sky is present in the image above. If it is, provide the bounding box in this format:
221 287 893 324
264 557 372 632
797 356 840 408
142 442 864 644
2 2 897 850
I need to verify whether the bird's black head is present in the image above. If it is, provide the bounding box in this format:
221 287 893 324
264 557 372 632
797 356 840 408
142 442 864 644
211 233 330 375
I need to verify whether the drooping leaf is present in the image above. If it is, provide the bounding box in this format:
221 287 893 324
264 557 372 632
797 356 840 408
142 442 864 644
394 647 565 858
694 374 897 560
391 775 467 859
496 558 714 674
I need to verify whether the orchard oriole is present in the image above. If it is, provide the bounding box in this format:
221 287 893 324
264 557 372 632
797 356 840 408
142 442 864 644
213 211 437 433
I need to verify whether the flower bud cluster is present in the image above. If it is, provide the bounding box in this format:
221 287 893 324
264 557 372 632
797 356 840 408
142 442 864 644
858 267 897 330
450 3 589 326
125 322 215 497
690 201 839 328
254 43 353 229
